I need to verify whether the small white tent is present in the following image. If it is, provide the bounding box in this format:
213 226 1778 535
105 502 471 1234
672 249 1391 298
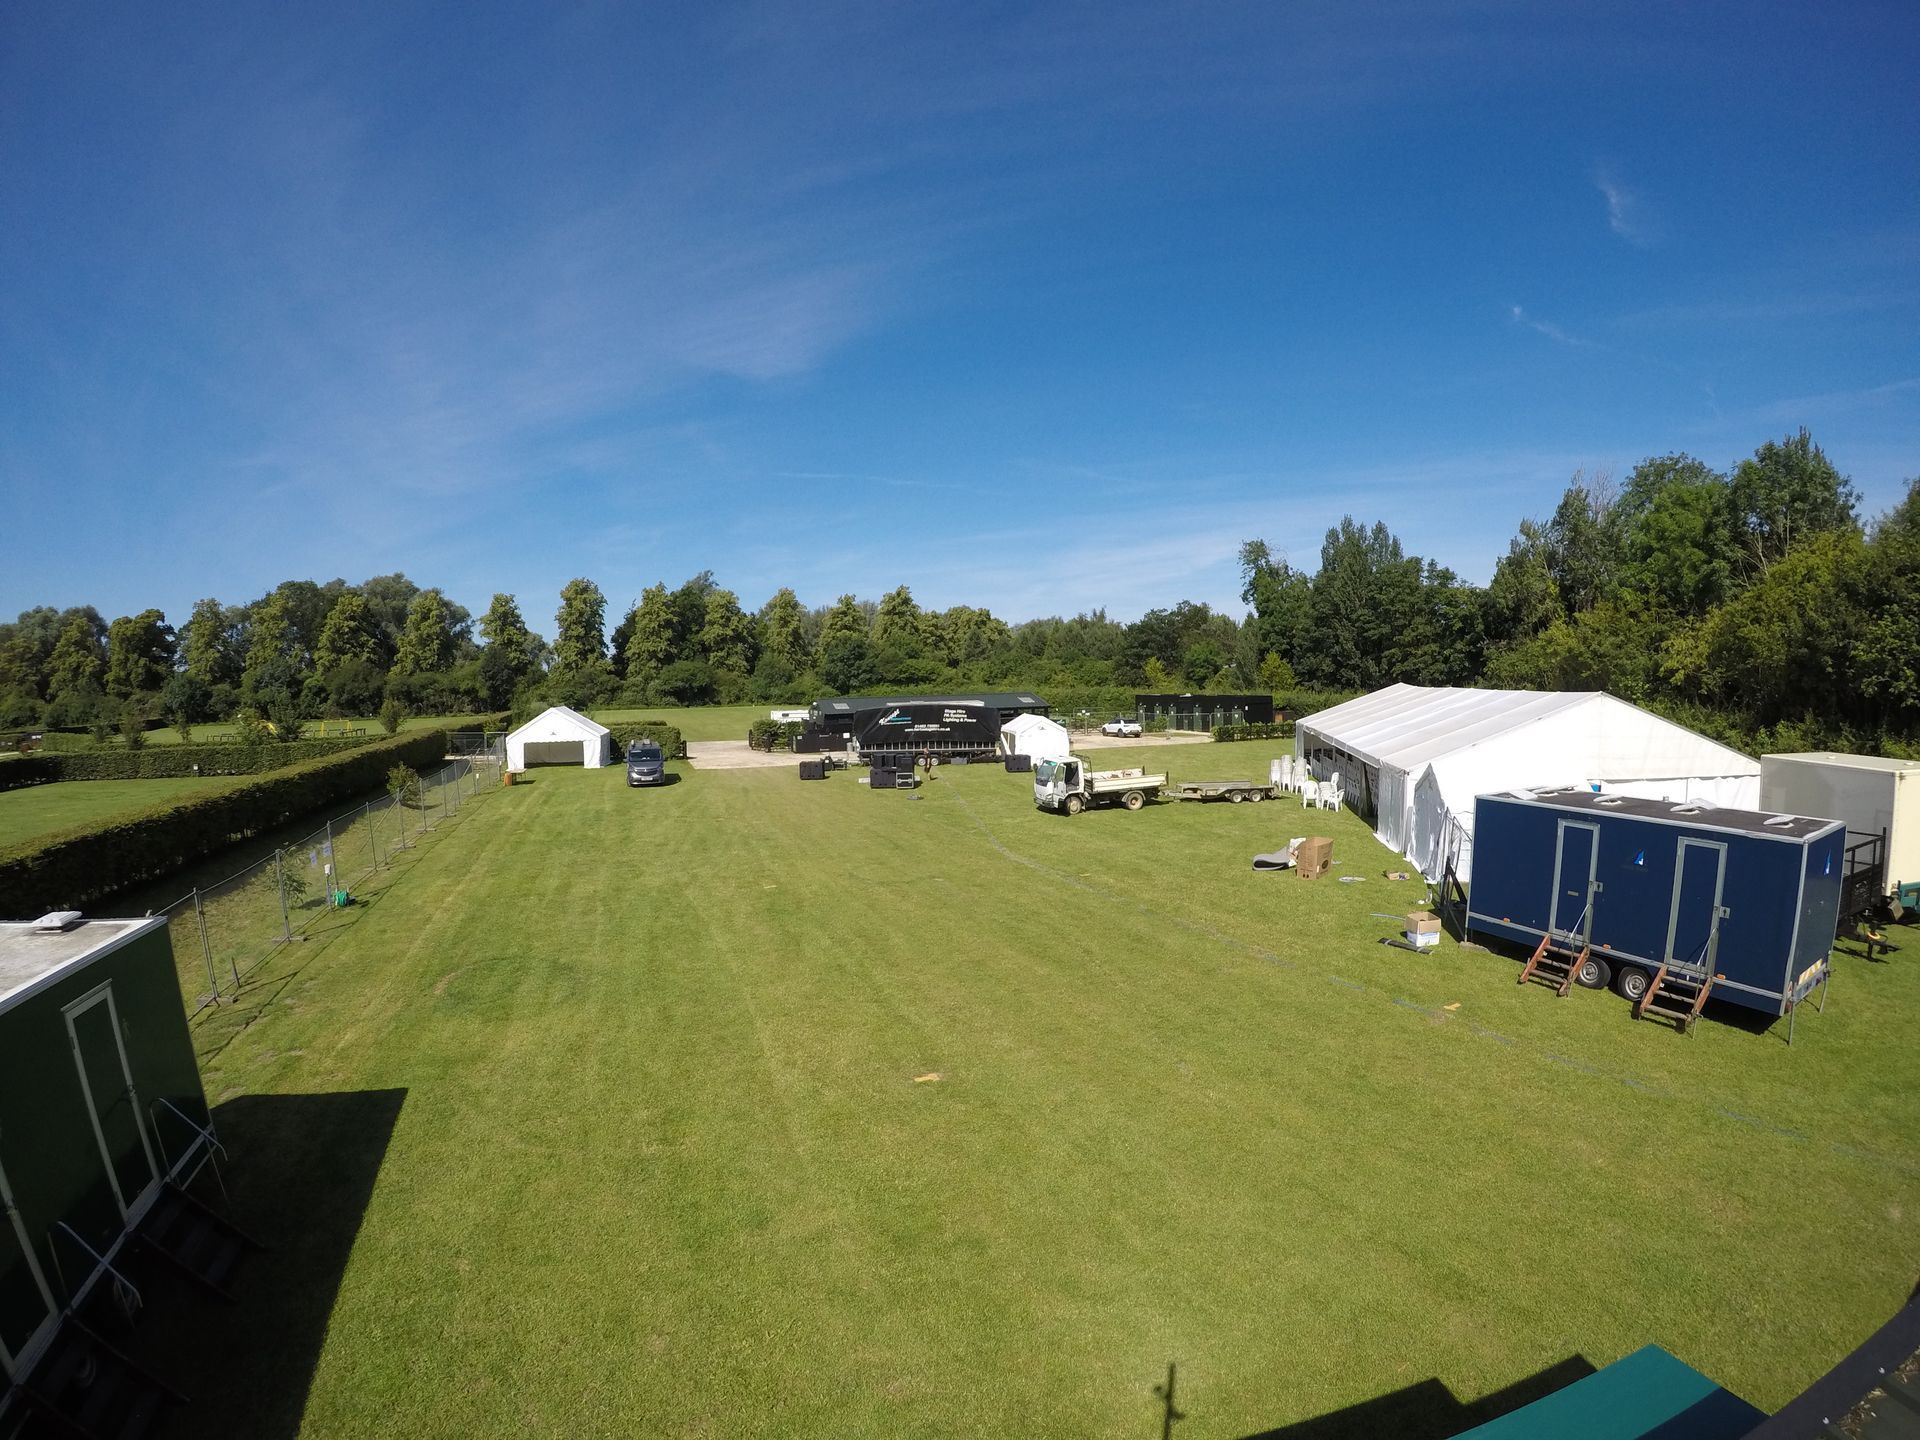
505 706 612 770
1000 712 1070 763
1296 684 1760 882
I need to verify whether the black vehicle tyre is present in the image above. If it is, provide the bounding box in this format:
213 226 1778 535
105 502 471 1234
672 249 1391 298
1122 790 1145 811
1230 791 1245 803
1575 954 1612 990
1248 789 1264 803
1614 966 1650 1003
1065 794 1085 816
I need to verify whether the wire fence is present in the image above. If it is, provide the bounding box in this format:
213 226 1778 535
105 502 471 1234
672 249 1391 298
158 744 505 1018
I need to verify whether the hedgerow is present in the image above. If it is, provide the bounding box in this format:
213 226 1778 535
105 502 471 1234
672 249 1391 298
604 722 686 759
0 729 456 917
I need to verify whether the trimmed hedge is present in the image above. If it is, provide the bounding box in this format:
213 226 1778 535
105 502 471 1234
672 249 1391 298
0 729 457 918
1211 721 1295 742
0 756 60 793
604 722 686 759
29 737 372 782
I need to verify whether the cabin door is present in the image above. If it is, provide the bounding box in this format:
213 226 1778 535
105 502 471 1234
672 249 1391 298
1665 839 1728 974
63 985 160 1222
0 1153 58 1380
1550 821 1601 941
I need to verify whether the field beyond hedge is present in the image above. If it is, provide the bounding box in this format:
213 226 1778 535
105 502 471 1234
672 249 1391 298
161 747 1920 1438
0 776 240 848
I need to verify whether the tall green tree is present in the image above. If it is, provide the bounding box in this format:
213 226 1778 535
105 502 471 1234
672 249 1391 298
479 594 536 674
182 597 245 688
622 585 677 692
1239 540 1313 674
759 588 811 671
392 590 456 675
1542 474 1623 616
1617 454 1733 616
699 589 757 675
818 595 868 649
314 591 380 673
1483 520 1561 649
104 609 176 698
45 609 108 702
1726 428 1860 578
553 579 609 675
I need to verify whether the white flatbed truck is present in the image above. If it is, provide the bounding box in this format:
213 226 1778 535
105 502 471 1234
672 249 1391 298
1035 755 1165 815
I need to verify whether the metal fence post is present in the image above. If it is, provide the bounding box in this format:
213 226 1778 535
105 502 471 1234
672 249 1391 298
324 818 335 902
193 889 217 1000
274 849 291 941
365 801 380 871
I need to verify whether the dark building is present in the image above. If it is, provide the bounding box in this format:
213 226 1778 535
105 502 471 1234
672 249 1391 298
1133 693 1276 729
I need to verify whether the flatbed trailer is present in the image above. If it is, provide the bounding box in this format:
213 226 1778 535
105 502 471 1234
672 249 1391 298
1167 779 1278 804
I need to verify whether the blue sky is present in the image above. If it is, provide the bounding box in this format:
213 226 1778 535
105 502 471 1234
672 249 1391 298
3 2 1916 632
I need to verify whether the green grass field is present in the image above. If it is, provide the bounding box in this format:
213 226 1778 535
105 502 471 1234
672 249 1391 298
163 745 1920 1438
587 702 770 740
0 776 242 847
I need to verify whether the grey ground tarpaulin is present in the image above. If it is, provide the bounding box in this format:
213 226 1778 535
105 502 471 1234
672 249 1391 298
1252 837 1309 871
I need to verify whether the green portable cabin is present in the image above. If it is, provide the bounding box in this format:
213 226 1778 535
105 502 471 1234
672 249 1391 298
0 916 213 1390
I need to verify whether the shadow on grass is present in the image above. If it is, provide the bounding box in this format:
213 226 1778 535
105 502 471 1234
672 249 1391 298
135 1089 406 1440
1235 1355 1595 1439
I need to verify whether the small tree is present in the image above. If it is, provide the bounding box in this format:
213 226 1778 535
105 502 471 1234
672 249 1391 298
233 708 275 748
379 696 405 736
119 702 149 750
87 715 115 747
387 763 423 809
172 714 194 743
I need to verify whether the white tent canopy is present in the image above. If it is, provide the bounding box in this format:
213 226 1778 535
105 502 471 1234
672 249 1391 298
1296 684 1761 881
999 712 1071 762
505 705 612 770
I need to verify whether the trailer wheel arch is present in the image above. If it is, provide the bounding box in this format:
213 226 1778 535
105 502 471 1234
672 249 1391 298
1575 954 1612 991
1613 965 1651 1003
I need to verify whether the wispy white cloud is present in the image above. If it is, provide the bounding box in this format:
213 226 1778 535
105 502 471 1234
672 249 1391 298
1508 304 1595 349
1594 165 1657 246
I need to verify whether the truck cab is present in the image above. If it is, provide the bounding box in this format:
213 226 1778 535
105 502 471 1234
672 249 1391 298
626 740 666 787
1035 754 1164 815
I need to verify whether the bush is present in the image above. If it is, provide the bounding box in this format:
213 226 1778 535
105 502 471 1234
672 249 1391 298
386 763 424 809
746 718 782 751
0 756 60 793
603 721 685 759
379 696 405 736
1210 721 1293 742
0 728 458 916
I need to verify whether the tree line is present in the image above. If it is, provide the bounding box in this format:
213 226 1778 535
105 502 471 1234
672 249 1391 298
1 428 1914 753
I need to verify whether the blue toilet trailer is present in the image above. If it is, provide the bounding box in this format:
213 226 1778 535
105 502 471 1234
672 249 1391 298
1467 788 1845 1038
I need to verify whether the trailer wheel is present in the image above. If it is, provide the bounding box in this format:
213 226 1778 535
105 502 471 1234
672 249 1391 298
1064 794 1085 816
1247 789 1264 803
1575 955 1612 990
1614 966 1650 1003
1121 789 1145 811
1229 790 1246 803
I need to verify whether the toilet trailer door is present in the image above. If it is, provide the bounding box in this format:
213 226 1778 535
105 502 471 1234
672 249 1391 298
0 1153 58 1379
63 985 160 1221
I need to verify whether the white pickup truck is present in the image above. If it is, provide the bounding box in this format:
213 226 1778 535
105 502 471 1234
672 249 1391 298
1034 755 1166 815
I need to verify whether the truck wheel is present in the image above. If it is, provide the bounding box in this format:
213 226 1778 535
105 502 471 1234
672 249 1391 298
1122 790 1145 811
1614 966 1650 1003
1064 794 1085 816
1575 955 1612 990
1230 790 1245 803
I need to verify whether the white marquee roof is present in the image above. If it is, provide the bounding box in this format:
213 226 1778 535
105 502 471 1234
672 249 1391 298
1297 684 1758 782
505 705 610 742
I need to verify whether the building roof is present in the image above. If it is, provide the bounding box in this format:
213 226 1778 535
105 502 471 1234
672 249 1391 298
0 917 166 1018
1299 684 1758 780
815 693 1047 716
1490 786 1841 841
504 705 610 740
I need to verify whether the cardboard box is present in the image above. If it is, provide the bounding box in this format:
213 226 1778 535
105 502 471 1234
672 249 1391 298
1295 836 1333 879
1406 910 1440 937
1404 930 1441 949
